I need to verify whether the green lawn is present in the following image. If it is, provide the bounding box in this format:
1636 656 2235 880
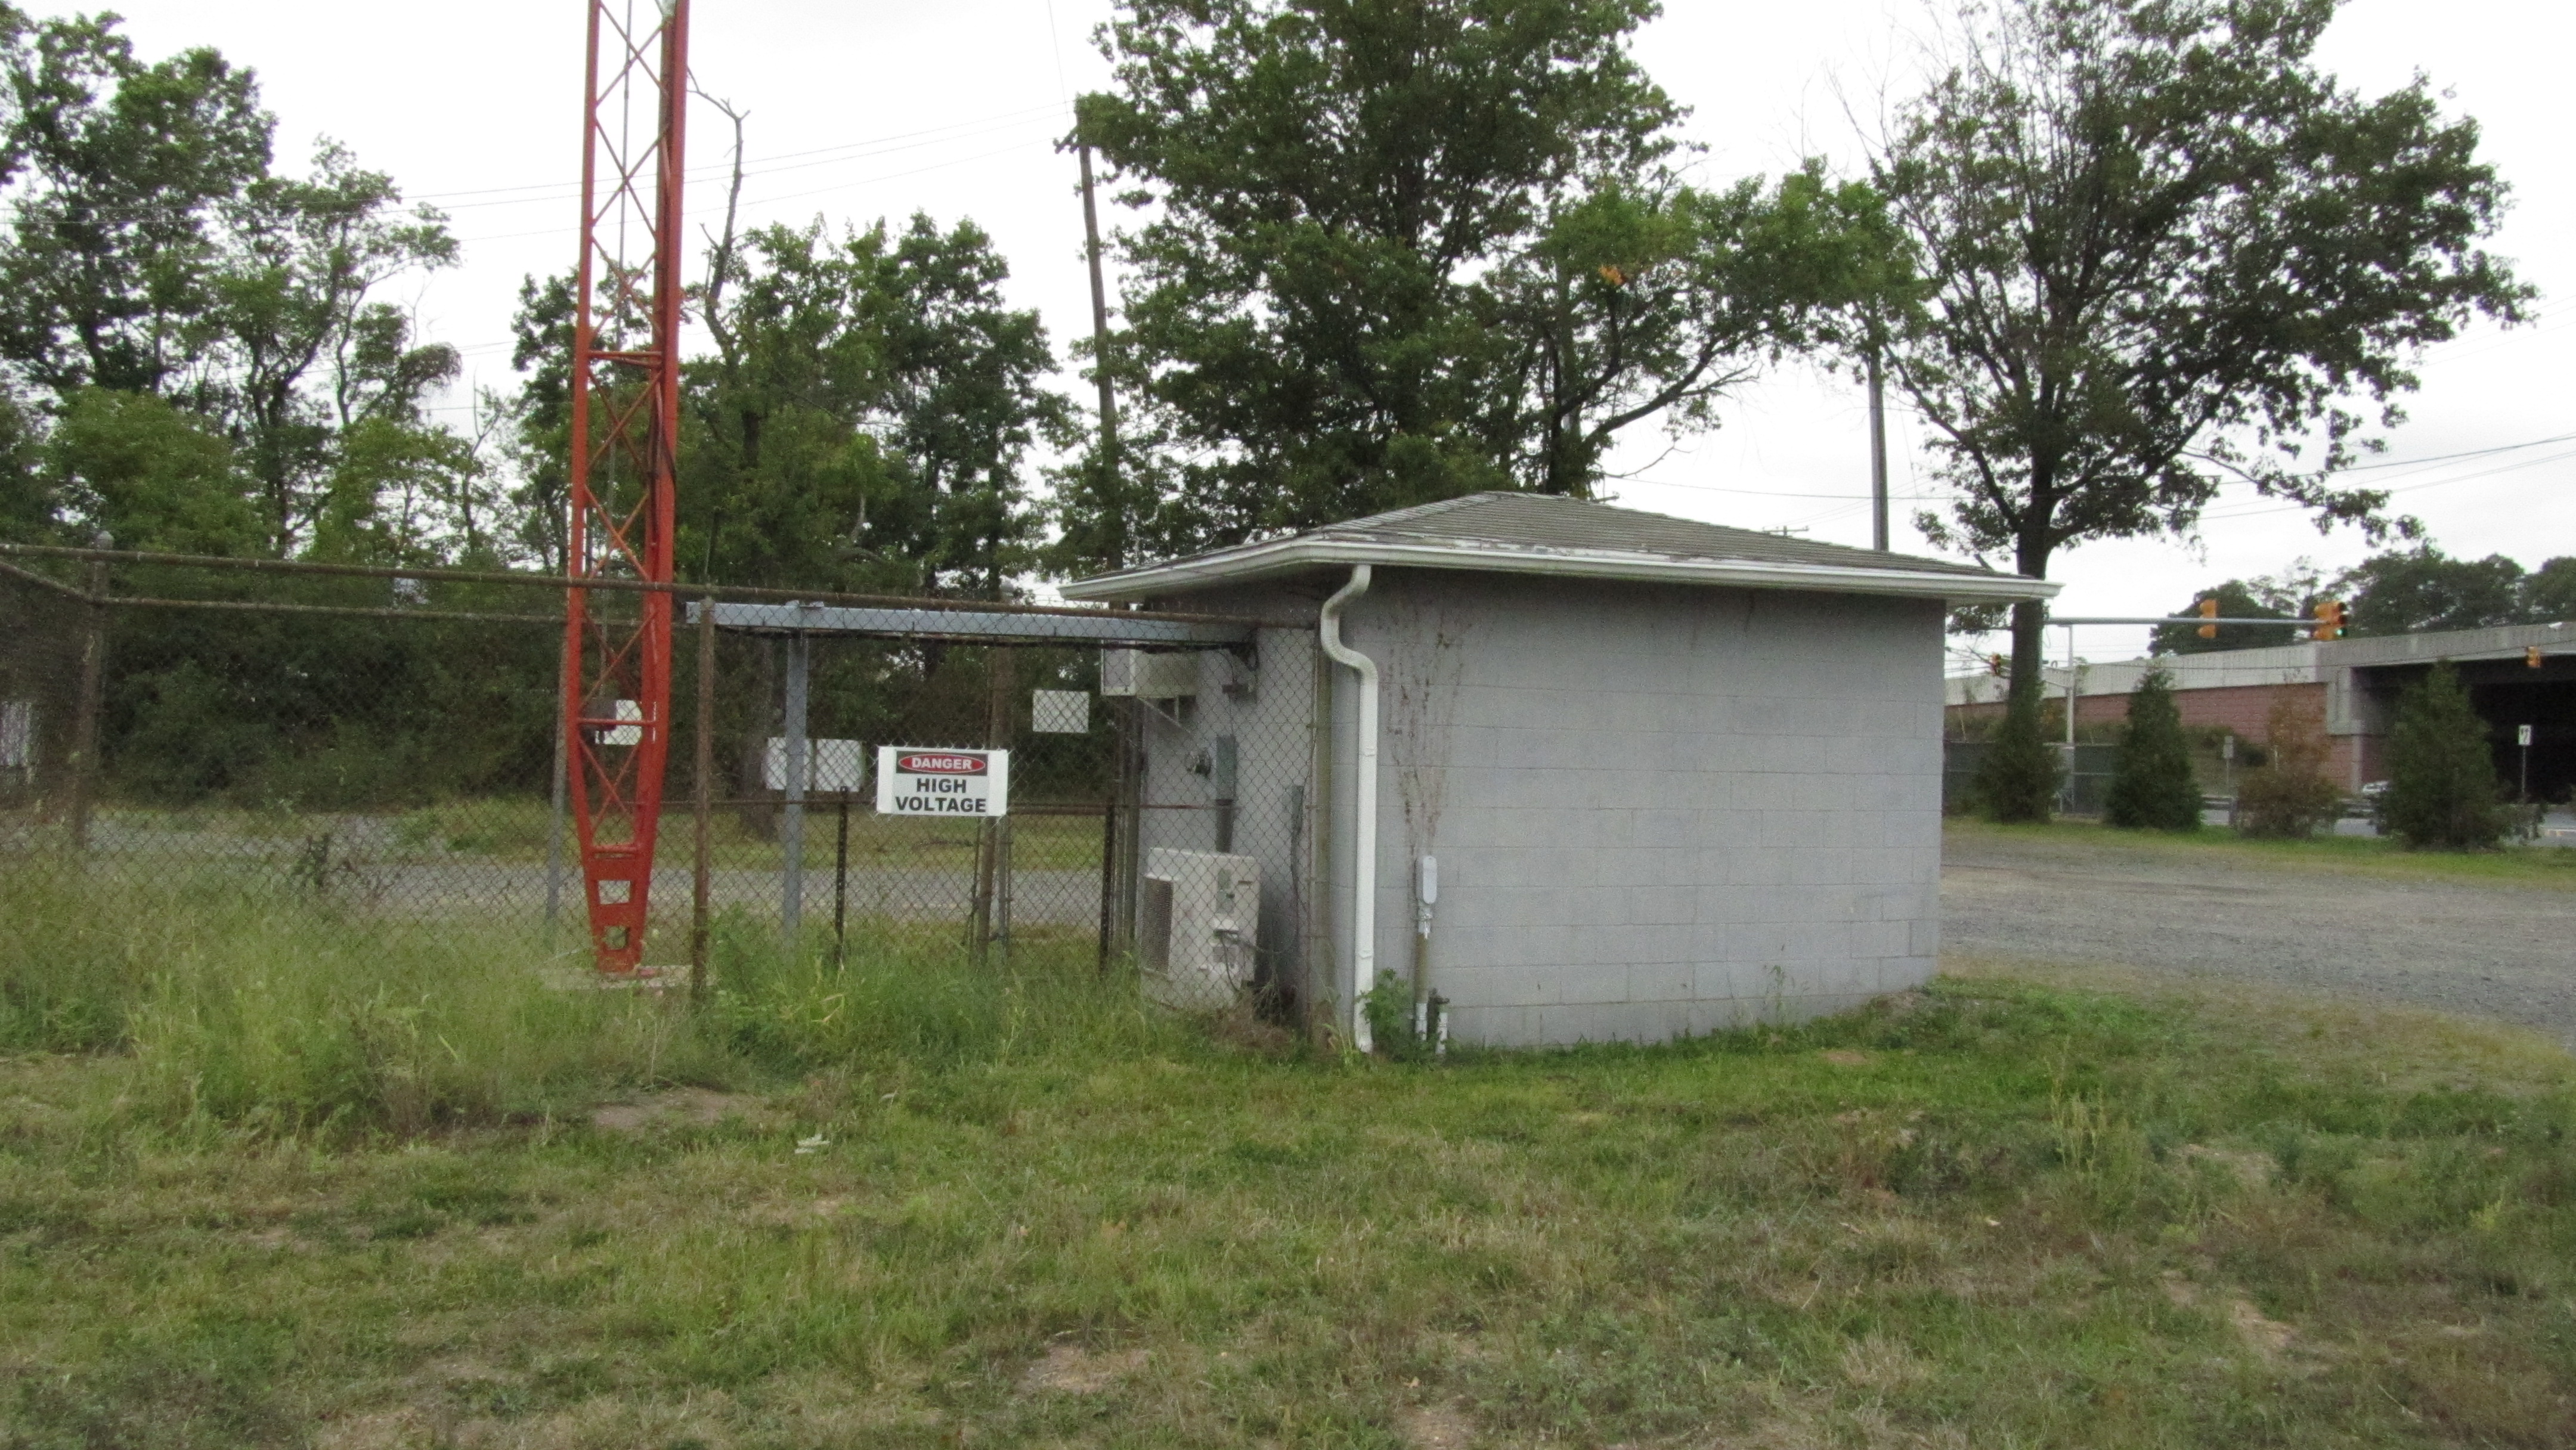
1949 813 2576 890
4 864 2574 1448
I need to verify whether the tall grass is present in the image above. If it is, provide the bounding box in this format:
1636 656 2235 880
0 866 725 1133
702 909 1196 1073
0 868 1188 1135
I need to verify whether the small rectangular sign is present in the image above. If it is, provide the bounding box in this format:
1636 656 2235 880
765 738 866 794
875 746 1010 817
1032 689 1091 735
2520 724 2535 748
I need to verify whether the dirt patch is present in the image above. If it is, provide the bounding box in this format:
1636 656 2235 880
2230 1297 2298 1359
589 1088 769 1133
1819 1049 1872 1067
2180 1143 2280 1188
2162 1272 2298 1360
1397 1402 1476 1449
1020 1342 1149 1395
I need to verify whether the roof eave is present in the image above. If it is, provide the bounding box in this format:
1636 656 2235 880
1059 537 2057 605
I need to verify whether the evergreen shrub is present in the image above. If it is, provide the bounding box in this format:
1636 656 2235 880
2104 668 2201 831
2376 662 2506 850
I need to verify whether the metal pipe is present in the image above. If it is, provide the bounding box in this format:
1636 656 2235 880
0 541 1259 627
1317 565 1379 1054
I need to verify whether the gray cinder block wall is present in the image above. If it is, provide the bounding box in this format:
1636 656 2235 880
1317 569 1945 1046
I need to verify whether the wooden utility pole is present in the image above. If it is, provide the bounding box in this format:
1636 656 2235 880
1079 144 1123 570
1868 351 1890 552
1080 141 1127 971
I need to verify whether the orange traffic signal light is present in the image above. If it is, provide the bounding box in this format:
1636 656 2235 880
2529 646 2546 669
2312 600 2345 641
2197 597 2219 639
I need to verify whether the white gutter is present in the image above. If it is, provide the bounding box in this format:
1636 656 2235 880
1317 565 1379 1054
1062 535 2057 605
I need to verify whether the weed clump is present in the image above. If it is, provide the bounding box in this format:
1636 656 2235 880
2236 695 2342 838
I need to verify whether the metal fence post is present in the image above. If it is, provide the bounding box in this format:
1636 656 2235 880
781 626 811 950
1096 684 1124 973
691 596 716 998
1115 695 1143 960
64 549 109 853
543 591 574 934
832 794 850 969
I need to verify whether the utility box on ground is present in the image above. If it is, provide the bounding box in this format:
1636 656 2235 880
1140 847 1260 1010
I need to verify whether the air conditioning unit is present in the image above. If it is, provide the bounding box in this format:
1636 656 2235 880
1101 648 1199 700
1140 847 1258 1009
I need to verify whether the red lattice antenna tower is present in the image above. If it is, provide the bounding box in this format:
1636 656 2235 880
563 0 689 973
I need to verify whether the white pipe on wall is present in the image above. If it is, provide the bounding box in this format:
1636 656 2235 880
1318 564 1379 1054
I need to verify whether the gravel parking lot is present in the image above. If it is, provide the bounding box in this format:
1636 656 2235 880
1943 828 2576 1046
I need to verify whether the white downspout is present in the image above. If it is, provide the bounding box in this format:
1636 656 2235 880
1318 565 1378 1054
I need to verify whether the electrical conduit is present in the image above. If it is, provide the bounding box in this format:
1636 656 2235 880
1318 565 1379 1053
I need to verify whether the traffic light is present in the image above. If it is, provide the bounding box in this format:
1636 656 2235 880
2197 597 2219 639
2529 646 2546 669
2312 600 2345 641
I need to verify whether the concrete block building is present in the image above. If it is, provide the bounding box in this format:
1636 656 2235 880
1063 493 2051 1048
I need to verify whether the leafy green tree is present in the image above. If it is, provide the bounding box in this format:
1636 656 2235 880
873 214 1072 596
1070 0 1888 561
1878 0 2528 732
503 273 576 572
682 222 890 591
2104 668 2200 830
190 143 460 556
0 9 268 398
673 213 1064 597
0 13 467 563
0 383 51 539
2376 662 2504 849
2148 581 2293 656
2524 557 2576 625
47 385 253 553
2334 545 2527 636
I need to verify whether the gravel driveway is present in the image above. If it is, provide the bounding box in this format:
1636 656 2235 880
1943 829 2576 1045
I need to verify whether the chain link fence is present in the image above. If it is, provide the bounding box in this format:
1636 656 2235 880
0 547 1165 978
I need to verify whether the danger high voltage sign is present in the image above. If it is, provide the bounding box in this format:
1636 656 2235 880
874 746 1011 817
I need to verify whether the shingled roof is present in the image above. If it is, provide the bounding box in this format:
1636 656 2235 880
1061 492 2053 605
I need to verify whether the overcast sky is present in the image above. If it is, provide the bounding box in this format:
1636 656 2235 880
58 0 2576 660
